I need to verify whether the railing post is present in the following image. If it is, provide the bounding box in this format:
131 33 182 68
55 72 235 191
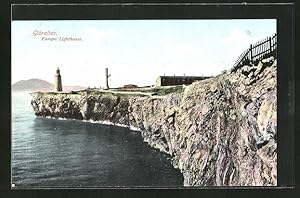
269 36 272 52
274 34 277 57
249 44 253 63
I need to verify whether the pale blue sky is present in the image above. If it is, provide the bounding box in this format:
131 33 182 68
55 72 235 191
12 19 276 87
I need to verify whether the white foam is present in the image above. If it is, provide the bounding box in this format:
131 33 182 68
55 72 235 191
129 126 142 132
39 116 141 131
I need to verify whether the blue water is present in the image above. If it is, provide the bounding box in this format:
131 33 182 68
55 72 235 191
11 92 183 188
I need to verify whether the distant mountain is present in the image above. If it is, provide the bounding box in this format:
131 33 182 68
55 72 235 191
12 78 86 92
12 79 53 92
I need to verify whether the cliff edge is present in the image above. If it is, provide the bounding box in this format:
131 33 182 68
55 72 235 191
31 56 277 186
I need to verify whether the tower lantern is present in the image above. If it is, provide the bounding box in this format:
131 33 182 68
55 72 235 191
55 67 62 92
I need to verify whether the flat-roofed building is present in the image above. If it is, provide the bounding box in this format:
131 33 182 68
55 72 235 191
156 76 211 87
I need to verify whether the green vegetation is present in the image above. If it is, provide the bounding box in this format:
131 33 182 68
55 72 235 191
152 85 184 96
31 91 80 96
32 85 185 98
78 85 185 96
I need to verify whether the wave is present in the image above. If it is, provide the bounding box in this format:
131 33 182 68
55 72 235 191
39 116 142 132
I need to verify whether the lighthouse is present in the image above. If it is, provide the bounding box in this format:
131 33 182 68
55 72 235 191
55 67 62 92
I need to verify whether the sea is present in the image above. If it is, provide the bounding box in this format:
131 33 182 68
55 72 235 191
11 92 183 188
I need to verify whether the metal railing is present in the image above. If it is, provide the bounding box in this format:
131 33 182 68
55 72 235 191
231 33 277 72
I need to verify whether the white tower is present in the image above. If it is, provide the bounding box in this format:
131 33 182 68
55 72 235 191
55 67 62 92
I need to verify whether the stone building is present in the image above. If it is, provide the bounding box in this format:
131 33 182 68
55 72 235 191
54 67 62 92
156 76 211 87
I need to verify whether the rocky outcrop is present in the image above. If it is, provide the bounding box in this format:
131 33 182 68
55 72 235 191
31 56 277 186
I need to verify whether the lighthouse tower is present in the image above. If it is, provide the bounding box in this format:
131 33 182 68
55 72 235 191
55 67 62 92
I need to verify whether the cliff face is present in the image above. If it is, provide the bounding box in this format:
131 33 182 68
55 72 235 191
31 56 277 186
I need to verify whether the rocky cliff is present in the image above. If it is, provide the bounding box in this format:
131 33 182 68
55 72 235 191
30 56 277 186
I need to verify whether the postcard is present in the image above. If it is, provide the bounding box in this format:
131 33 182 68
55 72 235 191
11 17 277 188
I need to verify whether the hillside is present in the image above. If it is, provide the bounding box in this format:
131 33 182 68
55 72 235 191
12 78 85 92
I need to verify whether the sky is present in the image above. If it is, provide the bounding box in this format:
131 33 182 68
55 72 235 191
11 19 276 88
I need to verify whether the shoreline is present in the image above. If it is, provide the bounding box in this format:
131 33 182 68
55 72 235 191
37 116 142 132
29 56 277 186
